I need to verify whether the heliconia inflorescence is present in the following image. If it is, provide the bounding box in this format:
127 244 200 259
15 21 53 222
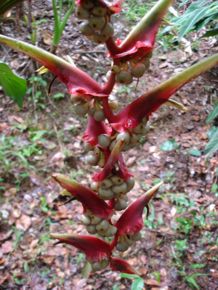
0 0 217 276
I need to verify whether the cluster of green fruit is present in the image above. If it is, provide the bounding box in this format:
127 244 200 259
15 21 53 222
81 210 117 237
116 233 141 252
72 96 118 122
112 53 152 84
110 118 148 151
76 0 114 43
92 173 135 210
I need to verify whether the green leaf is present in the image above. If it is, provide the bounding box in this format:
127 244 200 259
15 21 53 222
0 62 27 108
188 148 201 157
206 103 218 123
178 6 209 38
203 28 218 37
185 273 205 290
120 273 140 279
131 278 144 290
160 139 179 151
211 183 218 193
190 263 206 269
174 239 188 251
205 128 218 156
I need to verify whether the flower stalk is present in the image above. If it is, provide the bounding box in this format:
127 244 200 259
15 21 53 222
0 0 217 277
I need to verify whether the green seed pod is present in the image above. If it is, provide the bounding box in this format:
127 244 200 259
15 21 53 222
98 134 111 148
98 188 114 200
114 199 127 210
116 131 130 144
92 6 107 16
116 70 133 84
87 225 96 234
101 178 113 189
126 177 135 191
85 152 99 165
103 229 113 237
96 220 109 231
89 16 106 30
111 64 120 73
109 225 117 235
101 23 114 38
91 216 101 225
131 63 146 78
76 6 89 19
98 229 107 237
111 175 124 185
93 110 105 121
92 261 102 271
80 22 94 36
81 215 91 225
116 242 129 252
112 183 128 195
90 181 99 191
109 139 116 151
109 99 119 110
74 101 89 116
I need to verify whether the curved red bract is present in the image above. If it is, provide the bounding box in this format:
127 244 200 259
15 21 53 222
83 116 112 146
53 174 113 219
114 183 162 239
93 139 124 181
110 257 137 274
51 234 112 261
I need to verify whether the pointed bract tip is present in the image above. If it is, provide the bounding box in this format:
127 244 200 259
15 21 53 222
110 257 139 275
144 181 163 202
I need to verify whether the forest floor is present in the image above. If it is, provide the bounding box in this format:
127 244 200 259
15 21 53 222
0 1 218 289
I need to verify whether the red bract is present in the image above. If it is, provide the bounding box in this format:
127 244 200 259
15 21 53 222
106 54 218 131
110 257 137 274
0 35 106 98
51 233 111 261
76 0 124 14
114 182 163 238
93 139 124 181
83 115 112 146
53 174 113 219
107 0 172 59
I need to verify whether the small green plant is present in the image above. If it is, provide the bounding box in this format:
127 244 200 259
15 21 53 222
205 102 218 156
52 0 75 52
122 0 151 22
172 0 218 38
160 139 180 151
120 273 144 290
184 273 205 290
13 227 24 249
27 75 48 109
